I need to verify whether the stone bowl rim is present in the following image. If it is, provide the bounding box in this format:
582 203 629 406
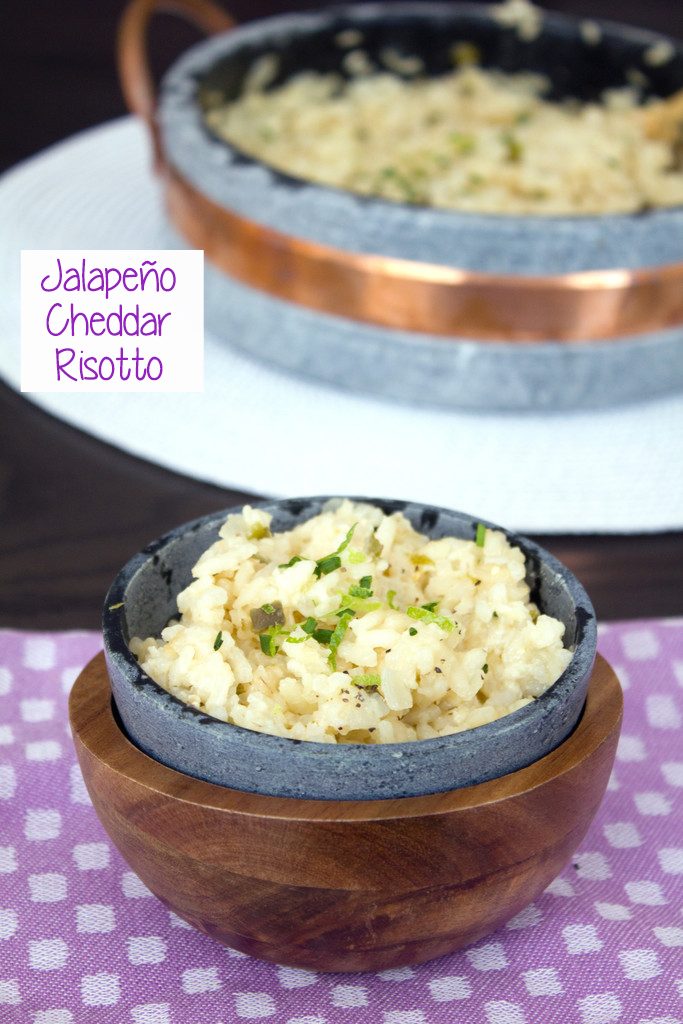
103 495 597 768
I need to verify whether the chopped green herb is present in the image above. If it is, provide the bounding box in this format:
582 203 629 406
213 631 223 651
278 555 303 570
406 606 455 632
108 602 124 611
387 590 398 610
259 633 277 656
328 611 354 670
492 610 499 619
312 628 334 645
334 594 381 616
335 523 358 556
261 603 275 615
313 523 358 579
348 549 366 564
421 601 439 612
482 663 489 674
409 627 418 636
475 523 487 548
349 578 373 598
314 554 342 578
369 534 383 558
336 607 356 618
301 617 317 635
352 673 381 689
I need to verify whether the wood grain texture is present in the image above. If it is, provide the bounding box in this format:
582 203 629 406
70 652 622 971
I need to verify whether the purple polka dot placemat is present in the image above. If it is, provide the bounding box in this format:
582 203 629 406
0 624 681 1024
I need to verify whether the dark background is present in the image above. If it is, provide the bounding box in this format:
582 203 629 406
3 0 683 171
1 0 682 628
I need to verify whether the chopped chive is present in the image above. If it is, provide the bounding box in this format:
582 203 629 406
482 663 489 674
348 549 366 564
352 673 381 688
475 523 487 547
279 555 303 569
349 583 373 598
261 603 275 615
421 601 439 612
406 606 455 632
314 554 342 578
301 617 317 635
259 633 278 656
328 611 354 670
335 523 358 556
334 595 381 616
312 628 334 645
409 626 418 636
213 631 223 651
492 610 499 619
359 575 372 589
387 590 398 610
108 602 124 611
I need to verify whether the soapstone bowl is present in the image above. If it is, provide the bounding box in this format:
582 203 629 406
118 0 683 410
102 496 597 801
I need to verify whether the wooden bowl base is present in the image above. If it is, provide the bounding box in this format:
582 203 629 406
70 654 622 971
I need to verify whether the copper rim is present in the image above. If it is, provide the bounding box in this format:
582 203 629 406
165 166 683 343
119 0 683 343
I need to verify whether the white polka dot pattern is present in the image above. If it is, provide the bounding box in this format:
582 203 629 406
0 624 681 1022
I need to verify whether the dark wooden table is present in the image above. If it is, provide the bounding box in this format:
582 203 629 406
2 0 683 628
2 382 681 628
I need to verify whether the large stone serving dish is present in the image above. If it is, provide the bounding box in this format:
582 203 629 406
119 0 683 410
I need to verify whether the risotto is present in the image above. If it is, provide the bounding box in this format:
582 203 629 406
130 501 572 744
205 41 683 215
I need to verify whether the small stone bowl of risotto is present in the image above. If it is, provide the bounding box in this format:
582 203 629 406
69 495 622 969
102 496 597 801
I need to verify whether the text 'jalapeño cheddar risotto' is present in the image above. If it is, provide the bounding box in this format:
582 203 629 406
131 501 572 744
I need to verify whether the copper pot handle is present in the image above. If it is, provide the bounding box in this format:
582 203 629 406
118 0 234 169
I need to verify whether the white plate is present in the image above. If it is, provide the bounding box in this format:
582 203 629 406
0 117 681 533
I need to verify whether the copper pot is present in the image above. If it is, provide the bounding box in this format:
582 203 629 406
118 0 683 409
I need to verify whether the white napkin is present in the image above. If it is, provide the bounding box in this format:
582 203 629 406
1 117 681 534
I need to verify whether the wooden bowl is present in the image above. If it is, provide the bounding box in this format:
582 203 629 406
70 651 622 972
